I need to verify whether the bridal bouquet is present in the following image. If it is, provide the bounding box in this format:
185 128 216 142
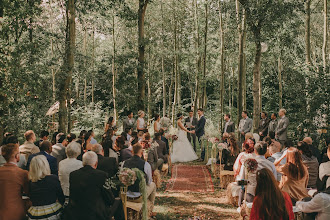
244 158 258 173
118 168 137 186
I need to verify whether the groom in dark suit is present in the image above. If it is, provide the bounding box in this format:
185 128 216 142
185 110 198 152
193 108 206 161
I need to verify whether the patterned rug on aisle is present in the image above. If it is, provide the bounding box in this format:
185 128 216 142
166 165 214 193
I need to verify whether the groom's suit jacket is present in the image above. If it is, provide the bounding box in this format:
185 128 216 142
195 116 206 138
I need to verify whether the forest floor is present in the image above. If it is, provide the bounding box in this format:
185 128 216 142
153 162 240 220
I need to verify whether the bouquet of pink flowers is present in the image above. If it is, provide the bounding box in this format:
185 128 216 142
208 137 220 144
118 168 137 186
244 158 258 173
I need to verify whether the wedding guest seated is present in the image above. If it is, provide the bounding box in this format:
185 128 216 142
147 140 164 171
268 131 282 151
221 136 239 171
19 130 40 164
64 151 124 220
91 144 118 178
234 138 256 179
319 146 330 190
1 135 26 169
122 143 157 216
27 155 65 220
34 130 49 148
67 133 76 144
125 128 133 141
105 116 115 133
154 132 168 164
83 131 94 151
303 137 321 163
297 141 319 189
51 133 67 165
249 168 294 220
267 142 285 181
101 128 114 157
137 131 144 142
27 140 58 175
296 186 330 220
58 142 83 197
88 130 97 144
275 147 309 204
0 143 29 220
159 128 169 153
115 136 130 163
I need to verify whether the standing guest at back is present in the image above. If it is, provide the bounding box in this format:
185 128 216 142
249 168 294 220
0 143 29 220
64 151 124 220
58 142 83 197
105 116 116 132
238 111 253 143
27 155 65 220
268 113 278 136
123 111 136 132
185 110 198 152
19 130 40 164
91 144 118 178
154 114 162 133
223 113 235 134
34 130 49 148
297 141 319 189
137 110 146 132
51 133 67 165
258 112 270 140
88 130 98 144
275 109 289 146
27 140 58 175
275 147 309 204
83 131 94 151
101 129 113 157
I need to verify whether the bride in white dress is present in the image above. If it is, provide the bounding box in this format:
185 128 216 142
171 113 199 163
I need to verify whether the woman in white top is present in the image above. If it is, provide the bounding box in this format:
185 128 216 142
154 114 161 133
137 110 146 132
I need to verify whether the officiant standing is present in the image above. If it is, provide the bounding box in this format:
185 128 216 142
185 110 198 152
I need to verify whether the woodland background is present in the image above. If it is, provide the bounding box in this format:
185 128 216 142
0 0 328 145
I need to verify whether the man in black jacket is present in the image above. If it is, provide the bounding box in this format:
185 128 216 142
185 110 198 152
258 112 270 140
223 113 235 134
91 144 118 178
159 128 169 153
64 151 124 220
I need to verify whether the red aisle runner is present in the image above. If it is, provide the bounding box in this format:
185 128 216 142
166 165 214 193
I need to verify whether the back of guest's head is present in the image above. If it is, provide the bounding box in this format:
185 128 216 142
67 133 76 143
91 144 103 154
125 128 132 134
56 133 66 143
29 155 50 182
84 131 92 143
51 132 59 145
5 135 18 145
245 132 253 140
132 143 143 155
297 141 312 158
66 142 81 158
138 131 144 137
115 136 126 149
302 137 312 145
263 136 272 146
255 168 289 220
24 130 35 141
40 140 52 152
284 139 293 149
228 137 239 155
286 147 306 180
144 132 151 141
82 151 98 166
121 132 128 140
1 143 19 162
159 129 165 136
107 116 114 125
154 132 161 140
40 130 49 139
268 131 275 140
79 130 87 139
243 138 255 153
268 143 281 155
254 141 268 156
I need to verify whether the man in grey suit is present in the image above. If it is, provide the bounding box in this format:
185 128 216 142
223 114 235 134
238 111 252 142
268 113 278 136
275 109 289 146
122 111 136 132
185 110 198 152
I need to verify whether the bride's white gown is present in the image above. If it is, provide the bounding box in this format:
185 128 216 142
171 124 198 163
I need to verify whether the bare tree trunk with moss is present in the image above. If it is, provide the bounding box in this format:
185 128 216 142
147 50 151 122
305 0 312 64
278 56 283 109
193 0 201 116
58 0 75 133
83 28 87 105
91 29 95 103
201 1 208 109
137 0 149 111
218 0 225 133
161 1 166 117
322 0 327 71
112 15 117 122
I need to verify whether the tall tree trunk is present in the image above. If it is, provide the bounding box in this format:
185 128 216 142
305 0 312 64
278 56 283 109
137 0 149 111
218 0 225 133
193 0 201 116
112 15 117 122
322 0 327 71
58 0 75 133
91 29 95 103
161 1 166 117
252 28 262 131
231 66 234 116
202 1 208 109
171 0 178 125
147 50 151 123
